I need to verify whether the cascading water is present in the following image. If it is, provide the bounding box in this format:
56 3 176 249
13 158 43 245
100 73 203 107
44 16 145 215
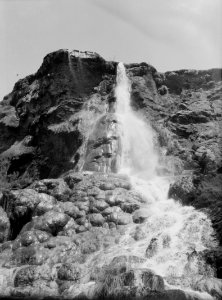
111 62 220 299
115 63 158 179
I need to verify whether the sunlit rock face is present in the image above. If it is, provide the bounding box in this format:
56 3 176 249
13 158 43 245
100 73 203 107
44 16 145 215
0 49 221 299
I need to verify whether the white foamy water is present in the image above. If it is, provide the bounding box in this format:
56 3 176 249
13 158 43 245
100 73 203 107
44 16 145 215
108 62 220 299
115 63 158 179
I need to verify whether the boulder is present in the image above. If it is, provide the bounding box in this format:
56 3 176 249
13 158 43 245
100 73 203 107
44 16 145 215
95 258 165 299
133 209 148 223
145 237 159 258
33 193 57 216
88 213 105 226
14 265 38 287
168 176 195 205
0 189 43 239
21 211 70 236
31 178 71 201
57 201 81 219
107 210 132 225
57 263 81 281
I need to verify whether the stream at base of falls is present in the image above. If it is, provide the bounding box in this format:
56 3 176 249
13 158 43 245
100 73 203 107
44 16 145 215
90 62 220 300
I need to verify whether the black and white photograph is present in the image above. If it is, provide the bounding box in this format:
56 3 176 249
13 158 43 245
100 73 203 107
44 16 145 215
0 0 222 299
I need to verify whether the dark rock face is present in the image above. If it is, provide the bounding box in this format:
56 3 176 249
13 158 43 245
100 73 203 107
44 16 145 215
0 49 222 299
0 50 117 178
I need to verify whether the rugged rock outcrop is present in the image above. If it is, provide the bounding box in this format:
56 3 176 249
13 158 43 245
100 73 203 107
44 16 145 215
0 49 221 299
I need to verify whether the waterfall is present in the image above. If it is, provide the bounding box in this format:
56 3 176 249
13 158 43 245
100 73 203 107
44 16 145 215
115 62 158 179
113 62 219 299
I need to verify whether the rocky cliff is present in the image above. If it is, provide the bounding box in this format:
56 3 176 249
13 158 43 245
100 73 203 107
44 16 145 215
0 49 221 299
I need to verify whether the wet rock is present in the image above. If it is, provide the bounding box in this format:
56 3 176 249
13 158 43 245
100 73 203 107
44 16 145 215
148 289 196 300
83 113 121 173
102 206 122 216
202 248 222 278
168 176 195 204
111 255 146 267
1 189 41 218
133 209 148 223
90 199 109 212
57 263 81 281
33 193 57 216
21 211 70 236
99 182 116 190
192 277 222 299
107 210 132 225
31 178 71 201
14 265 37 287
87 186 101 197
141 269 165 291
18 231 38 247
121 201 140 213
0 207 10 243
132 226 146 241
95 259 165 299
145 237 159 258
63 172 84 189
0 189 44 239
58 201 81 218
162 234 171 248
12 244 49 265
74 201 89 213
74 216 86 226
14 230 51 248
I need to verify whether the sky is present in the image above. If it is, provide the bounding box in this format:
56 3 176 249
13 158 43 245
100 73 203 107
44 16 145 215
0 0 221 100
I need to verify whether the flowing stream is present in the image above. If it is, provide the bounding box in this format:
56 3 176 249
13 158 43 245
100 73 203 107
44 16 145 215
109 62 219 299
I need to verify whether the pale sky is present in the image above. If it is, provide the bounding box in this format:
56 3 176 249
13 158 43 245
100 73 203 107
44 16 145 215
0 0 221 100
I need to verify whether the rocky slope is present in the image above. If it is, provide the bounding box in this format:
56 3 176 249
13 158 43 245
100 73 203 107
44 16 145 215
0 49 221 299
